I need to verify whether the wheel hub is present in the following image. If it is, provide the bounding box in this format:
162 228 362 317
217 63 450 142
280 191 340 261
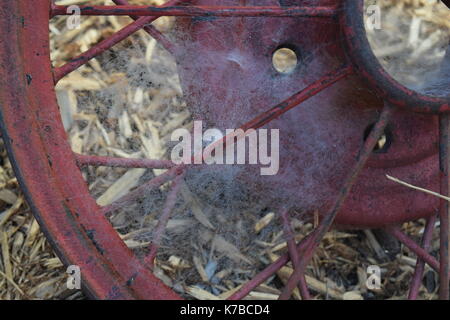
172 0 444 228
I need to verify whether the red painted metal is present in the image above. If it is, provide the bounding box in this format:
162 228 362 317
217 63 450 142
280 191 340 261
102 166 184 216
0 0 448 300
240 65 353 131
0 0 180 300
145 173 185 267
103 64 353 216
51 5 338 18
76 154 174 169
111 0 178 55
387 226 442 273
229 230 319 300
173 0 441 229
408 214 437 300
279 104 393 299
280 209 311 300
342 0 450 114
53 0 181 83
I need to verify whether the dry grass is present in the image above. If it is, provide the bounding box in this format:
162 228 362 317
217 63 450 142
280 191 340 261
366 0 449 94
0 140 83 300
0 0 448 300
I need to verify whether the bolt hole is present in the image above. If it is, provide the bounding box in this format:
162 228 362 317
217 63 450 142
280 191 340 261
363 124 393 153
272 47 298 74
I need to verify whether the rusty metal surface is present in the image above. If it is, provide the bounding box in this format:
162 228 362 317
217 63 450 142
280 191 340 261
174 0 440 228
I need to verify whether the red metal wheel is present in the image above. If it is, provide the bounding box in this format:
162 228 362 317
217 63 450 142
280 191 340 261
0 0 448 299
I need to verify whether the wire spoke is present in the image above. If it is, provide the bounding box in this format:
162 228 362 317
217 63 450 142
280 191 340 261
75 153 174 169
52 0 180 83
198 65 352 165
280 209 311 300
228 230 318 300
51 5 339 18
386 225 440 272
438 114 450 300
97 65 351 245
101 165 184 216
279 103 394 300
240 65 353 131
81 65 350 294
46 0 450 301
408 214 437 300
111 0 178 55
145 173 184 267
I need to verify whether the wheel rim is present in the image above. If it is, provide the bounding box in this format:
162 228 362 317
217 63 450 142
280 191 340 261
0 0 448 300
